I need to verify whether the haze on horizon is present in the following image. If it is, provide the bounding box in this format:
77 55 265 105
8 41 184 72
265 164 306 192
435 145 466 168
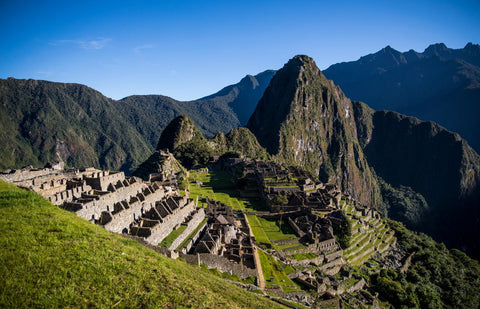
0 0 479 101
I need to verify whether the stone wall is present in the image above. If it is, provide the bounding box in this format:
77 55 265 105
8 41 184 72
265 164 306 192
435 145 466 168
49 184 92 205
169 208 205 250
324 250 344 262
288 217 305 237
181 221 208 254
0 167 57 183
181 253 257 279
83 171 125 191
143 200 196 245
66 183 164 222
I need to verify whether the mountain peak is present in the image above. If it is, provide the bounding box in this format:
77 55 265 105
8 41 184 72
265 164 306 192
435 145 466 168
247 55 380 207
423 43 449 56
156 115 204 151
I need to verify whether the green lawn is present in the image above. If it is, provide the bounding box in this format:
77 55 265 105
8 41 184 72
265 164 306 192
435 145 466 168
256 217 297 242
0 180 284 308
257 250 300 293
247 215 272 246
187 170 265 212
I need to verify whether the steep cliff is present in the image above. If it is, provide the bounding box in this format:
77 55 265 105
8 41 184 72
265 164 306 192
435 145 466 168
247 55 381 207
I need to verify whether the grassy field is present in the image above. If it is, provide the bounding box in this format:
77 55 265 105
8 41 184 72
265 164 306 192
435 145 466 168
187 170 265 212
0 180 285 308
257 250 299 293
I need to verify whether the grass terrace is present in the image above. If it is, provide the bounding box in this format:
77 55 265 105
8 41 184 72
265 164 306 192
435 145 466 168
187 170 265 212
176 217 208 251
257 250 300 293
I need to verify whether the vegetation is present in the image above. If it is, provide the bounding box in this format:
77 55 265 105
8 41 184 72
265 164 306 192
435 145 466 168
0 180 283 308
188 170 264 212
257 250 299 292
377 177 429 229
372 220 480 308
332 211 352 249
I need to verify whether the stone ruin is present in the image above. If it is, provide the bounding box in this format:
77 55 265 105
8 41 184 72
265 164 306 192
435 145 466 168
1 164 203 248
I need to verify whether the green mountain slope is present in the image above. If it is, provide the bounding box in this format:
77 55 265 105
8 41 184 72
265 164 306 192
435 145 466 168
0 71 273 173
119 70 275 143
0 180 282 308
247 55 381 207
0 78 152 172
247 55 480 259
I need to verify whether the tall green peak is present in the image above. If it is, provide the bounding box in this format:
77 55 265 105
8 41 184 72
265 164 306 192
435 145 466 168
247 55 381 207
156 115 205 152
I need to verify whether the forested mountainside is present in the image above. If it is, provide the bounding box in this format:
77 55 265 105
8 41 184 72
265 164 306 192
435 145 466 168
0 71 273 173
0 78 151 172
323 43 480 152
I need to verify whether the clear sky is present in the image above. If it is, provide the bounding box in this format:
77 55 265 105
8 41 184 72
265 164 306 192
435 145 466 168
1 0 479 101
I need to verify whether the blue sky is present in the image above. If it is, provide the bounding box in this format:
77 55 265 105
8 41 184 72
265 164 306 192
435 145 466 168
1 0 479 101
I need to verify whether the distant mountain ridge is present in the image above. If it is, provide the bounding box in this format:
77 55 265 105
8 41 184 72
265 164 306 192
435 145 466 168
0 71 274 173
323 42 480 152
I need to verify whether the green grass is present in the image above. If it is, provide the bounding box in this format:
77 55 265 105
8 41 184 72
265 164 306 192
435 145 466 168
159 224 188 248
188 170 265 212
256 217 297 242
257 250 300 293
247 215 272 246
289 253 317 261
0 180 285 308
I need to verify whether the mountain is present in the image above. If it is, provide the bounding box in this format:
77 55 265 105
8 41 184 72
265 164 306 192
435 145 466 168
0 78 152 172
135 115 269 176
248 55 480 258
0 71 273 173
323 43 480 152
120 70 275 144
200 70 276 125
353 102 480 257
247 55 381 207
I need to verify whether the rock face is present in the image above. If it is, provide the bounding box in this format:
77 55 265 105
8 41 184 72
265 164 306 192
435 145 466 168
323 43 480 152
247 55 381 207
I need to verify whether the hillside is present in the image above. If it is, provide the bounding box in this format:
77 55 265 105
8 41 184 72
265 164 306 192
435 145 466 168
0 78 152 173
323 43 480 152
352 102 480 258
0 180 282 308
120 70 275 143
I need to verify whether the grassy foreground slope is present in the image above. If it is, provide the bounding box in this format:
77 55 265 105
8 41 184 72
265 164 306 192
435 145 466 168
0 181 283 308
